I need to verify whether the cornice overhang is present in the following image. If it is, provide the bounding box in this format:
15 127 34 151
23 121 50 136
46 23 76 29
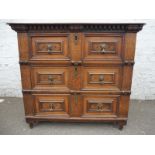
8 23 145 33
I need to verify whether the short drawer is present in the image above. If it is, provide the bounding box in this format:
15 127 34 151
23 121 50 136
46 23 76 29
82 33 123 62
33 94 70 116
82 66 122 91
31 66 70 91
82 95 120 117
30 34 70 60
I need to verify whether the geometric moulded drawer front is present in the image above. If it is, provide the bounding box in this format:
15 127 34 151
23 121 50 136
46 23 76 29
34 95 70 116
31 67 69 90
30 35 70 60
82 95 120 117
82 67 122 91
83 34 123 61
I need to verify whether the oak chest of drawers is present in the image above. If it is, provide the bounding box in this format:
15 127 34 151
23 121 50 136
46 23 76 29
9 23 144 129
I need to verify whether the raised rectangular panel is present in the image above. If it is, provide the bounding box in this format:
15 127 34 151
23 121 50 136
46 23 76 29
30 34 70 60
31 67 70 91
82 95 120 117
82 66 122 91
83 33 123 62
34 94 70 116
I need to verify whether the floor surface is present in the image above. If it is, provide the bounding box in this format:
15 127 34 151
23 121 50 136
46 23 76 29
0 97 154 135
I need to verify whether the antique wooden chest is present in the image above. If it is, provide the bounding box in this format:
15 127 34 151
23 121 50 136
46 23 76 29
9 23 144 129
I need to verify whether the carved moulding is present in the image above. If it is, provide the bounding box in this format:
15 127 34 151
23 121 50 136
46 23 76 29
8 23 145 33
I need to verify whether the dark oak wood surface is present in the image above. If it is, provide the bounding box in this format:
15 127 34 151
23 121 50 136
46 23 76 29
9 23 144 130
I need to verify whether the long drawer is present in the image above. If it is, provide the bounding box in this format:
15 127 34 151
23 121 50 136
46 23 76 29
30 65 123 91
28 33 124 63
32 93 121 118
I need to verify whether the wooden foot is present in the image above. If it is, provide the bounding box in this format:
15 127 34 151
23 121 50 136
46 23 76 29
118 124 124 130
29 122 34 129
124 121 127 125
26 119 39 129
118 121 126 130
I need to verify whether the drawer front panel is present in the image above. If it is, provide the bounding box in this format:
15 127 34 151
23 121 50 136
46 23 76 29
30 34 70 60
83 34 123 61
82 67 122 91
34 94 70 116
82 95 120 117
31 67 70 90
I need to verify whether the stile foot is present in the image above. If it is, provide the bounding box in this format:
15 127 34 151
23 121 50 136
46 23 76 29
118 124 124 130
29 122 34 129
118 121 127 130
27 119 38 129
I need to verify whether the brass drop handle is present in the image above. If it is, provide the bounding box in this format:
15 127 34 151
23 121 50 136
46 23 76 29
100 43 106 54
48 75 54 84
99 75 104 84
96 103 104 112
47 44 52 54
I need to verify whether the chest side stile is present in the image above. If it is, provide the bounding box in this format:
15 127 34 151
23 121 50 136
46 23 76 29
17 33 35 116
